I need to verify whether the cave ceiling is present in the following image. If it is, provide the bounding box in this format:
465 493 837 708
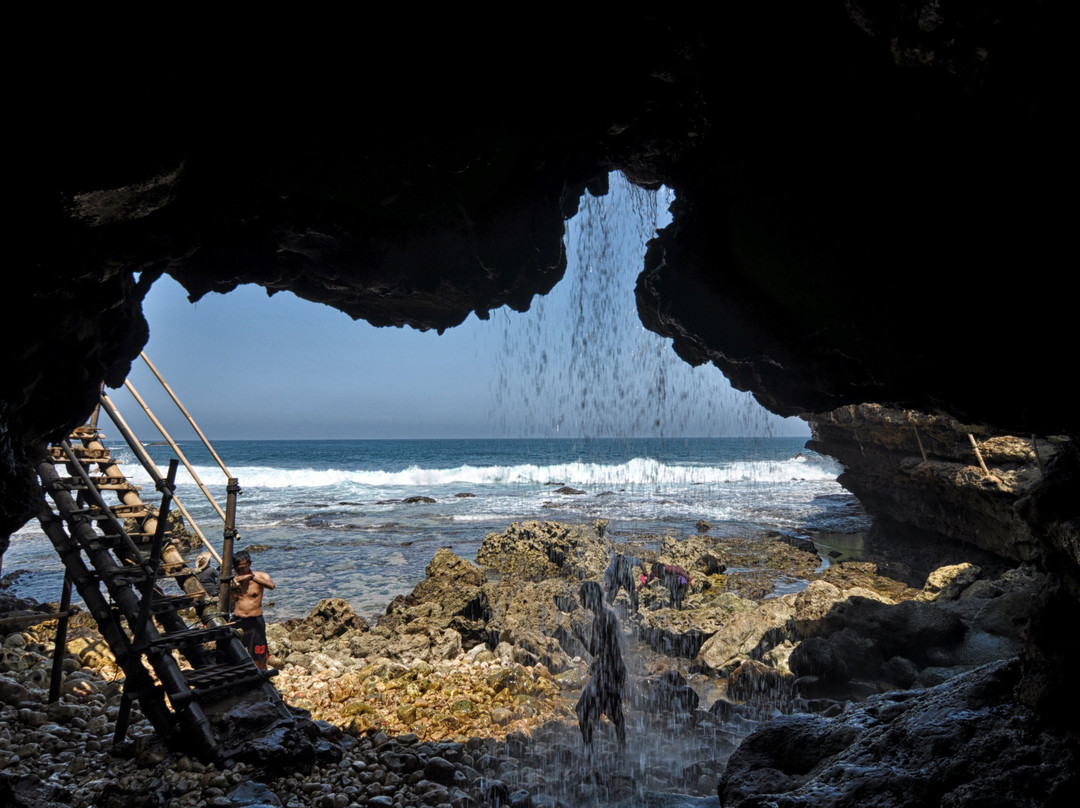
5 6 1070 540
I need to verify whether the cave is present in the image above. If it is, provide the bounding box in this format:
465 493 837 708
8 6 1077 805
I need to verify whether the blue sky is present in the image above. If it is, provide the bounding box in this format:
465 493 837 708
113 176 809 441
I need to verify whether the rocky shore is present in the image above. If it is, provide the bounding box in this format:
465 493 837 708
3 519 1077 807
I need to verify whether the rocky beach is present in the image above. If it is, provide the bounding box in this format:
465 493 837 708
4 515 1075 807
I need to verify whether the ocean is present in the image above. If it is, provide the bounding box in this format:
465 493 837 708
5 437 865 621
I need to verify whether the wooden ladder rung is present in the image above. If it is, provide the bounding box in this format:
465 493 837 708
149 594 202 614
183 662 273 698
73 505 148 519
60 481 139 492
87 534 155 551
100 563 193 586
146 625 236 649
47 447 113 463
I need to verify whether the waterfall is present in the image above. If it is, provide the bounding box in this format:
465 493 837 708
491 172 790 441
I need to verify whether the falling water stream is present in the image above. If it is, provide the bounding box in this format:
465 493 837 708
487 174 806 806
491 174 788 441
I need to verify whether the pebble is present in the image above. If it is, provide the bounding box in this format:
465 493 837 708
2 602 748 808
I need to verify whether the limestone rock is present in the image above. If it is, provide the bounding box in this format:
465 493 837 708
695 596 797 675
636 593 755 658
284 597 369 642
477 521 608 583
918 562 981 601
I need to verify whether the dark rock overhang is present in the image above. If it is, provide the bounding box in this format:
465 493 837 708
7 6 1071 545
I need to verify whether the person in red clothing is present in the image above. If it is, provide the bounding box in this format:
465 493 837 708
638 561 695 610
230 550 275 669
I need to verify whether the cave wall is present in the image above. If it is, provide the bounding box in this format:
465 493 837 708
9 6 1072 567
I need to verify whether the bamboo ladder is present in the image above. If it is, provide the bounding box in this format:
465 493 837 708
35 352 293 762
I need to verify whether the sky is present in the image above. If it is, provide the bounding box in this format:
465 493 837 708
111 175 809 442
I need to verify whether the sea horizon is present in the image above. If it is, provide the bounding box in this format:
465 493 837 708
8 435 857 621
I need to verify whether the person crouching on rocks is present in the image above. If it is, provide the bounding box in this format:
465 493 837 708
230 550 275 669
573 581 627 748
638 561 695 610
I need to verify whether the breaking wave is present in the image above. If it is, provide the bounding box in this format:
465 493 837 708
126 454 839 490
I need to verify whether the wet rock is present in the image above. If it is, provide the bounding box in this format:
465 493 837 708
789 637 850 691
719 659 1078 808
401 496 436 504
772 532 819 557
216 701 318 773
635 669 700 716
701 553 725 574
637 592 754 658
228 780 284 807
726 659 792 708
424 755 458 785
406 549 487 618
880 655 919 688
0 773 71 808
484 578 578 672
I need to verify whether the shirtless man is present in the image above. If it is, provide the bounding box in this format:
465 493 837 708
230 550 275 669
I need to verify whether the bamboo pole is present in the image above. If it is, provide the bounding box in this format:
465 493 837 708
140 352 234 480
911 422 927 462
967 432 991 475
123 379 227 523
98 392 222 566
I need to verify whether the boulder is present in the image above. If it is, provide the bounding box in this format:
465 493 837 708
725 659 792 709
284 597 369 642
477 521 609 582
917 562 981 602
0 674 30 705
360 550 491 661
634 669 700 717
695 596 797 675
636 593 754 658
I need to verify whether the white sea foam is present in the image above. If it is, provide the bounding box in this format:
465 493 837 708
126 455 839 491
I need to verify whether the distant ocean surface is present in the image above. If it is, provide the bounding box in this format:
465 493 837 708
6 438 866 621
